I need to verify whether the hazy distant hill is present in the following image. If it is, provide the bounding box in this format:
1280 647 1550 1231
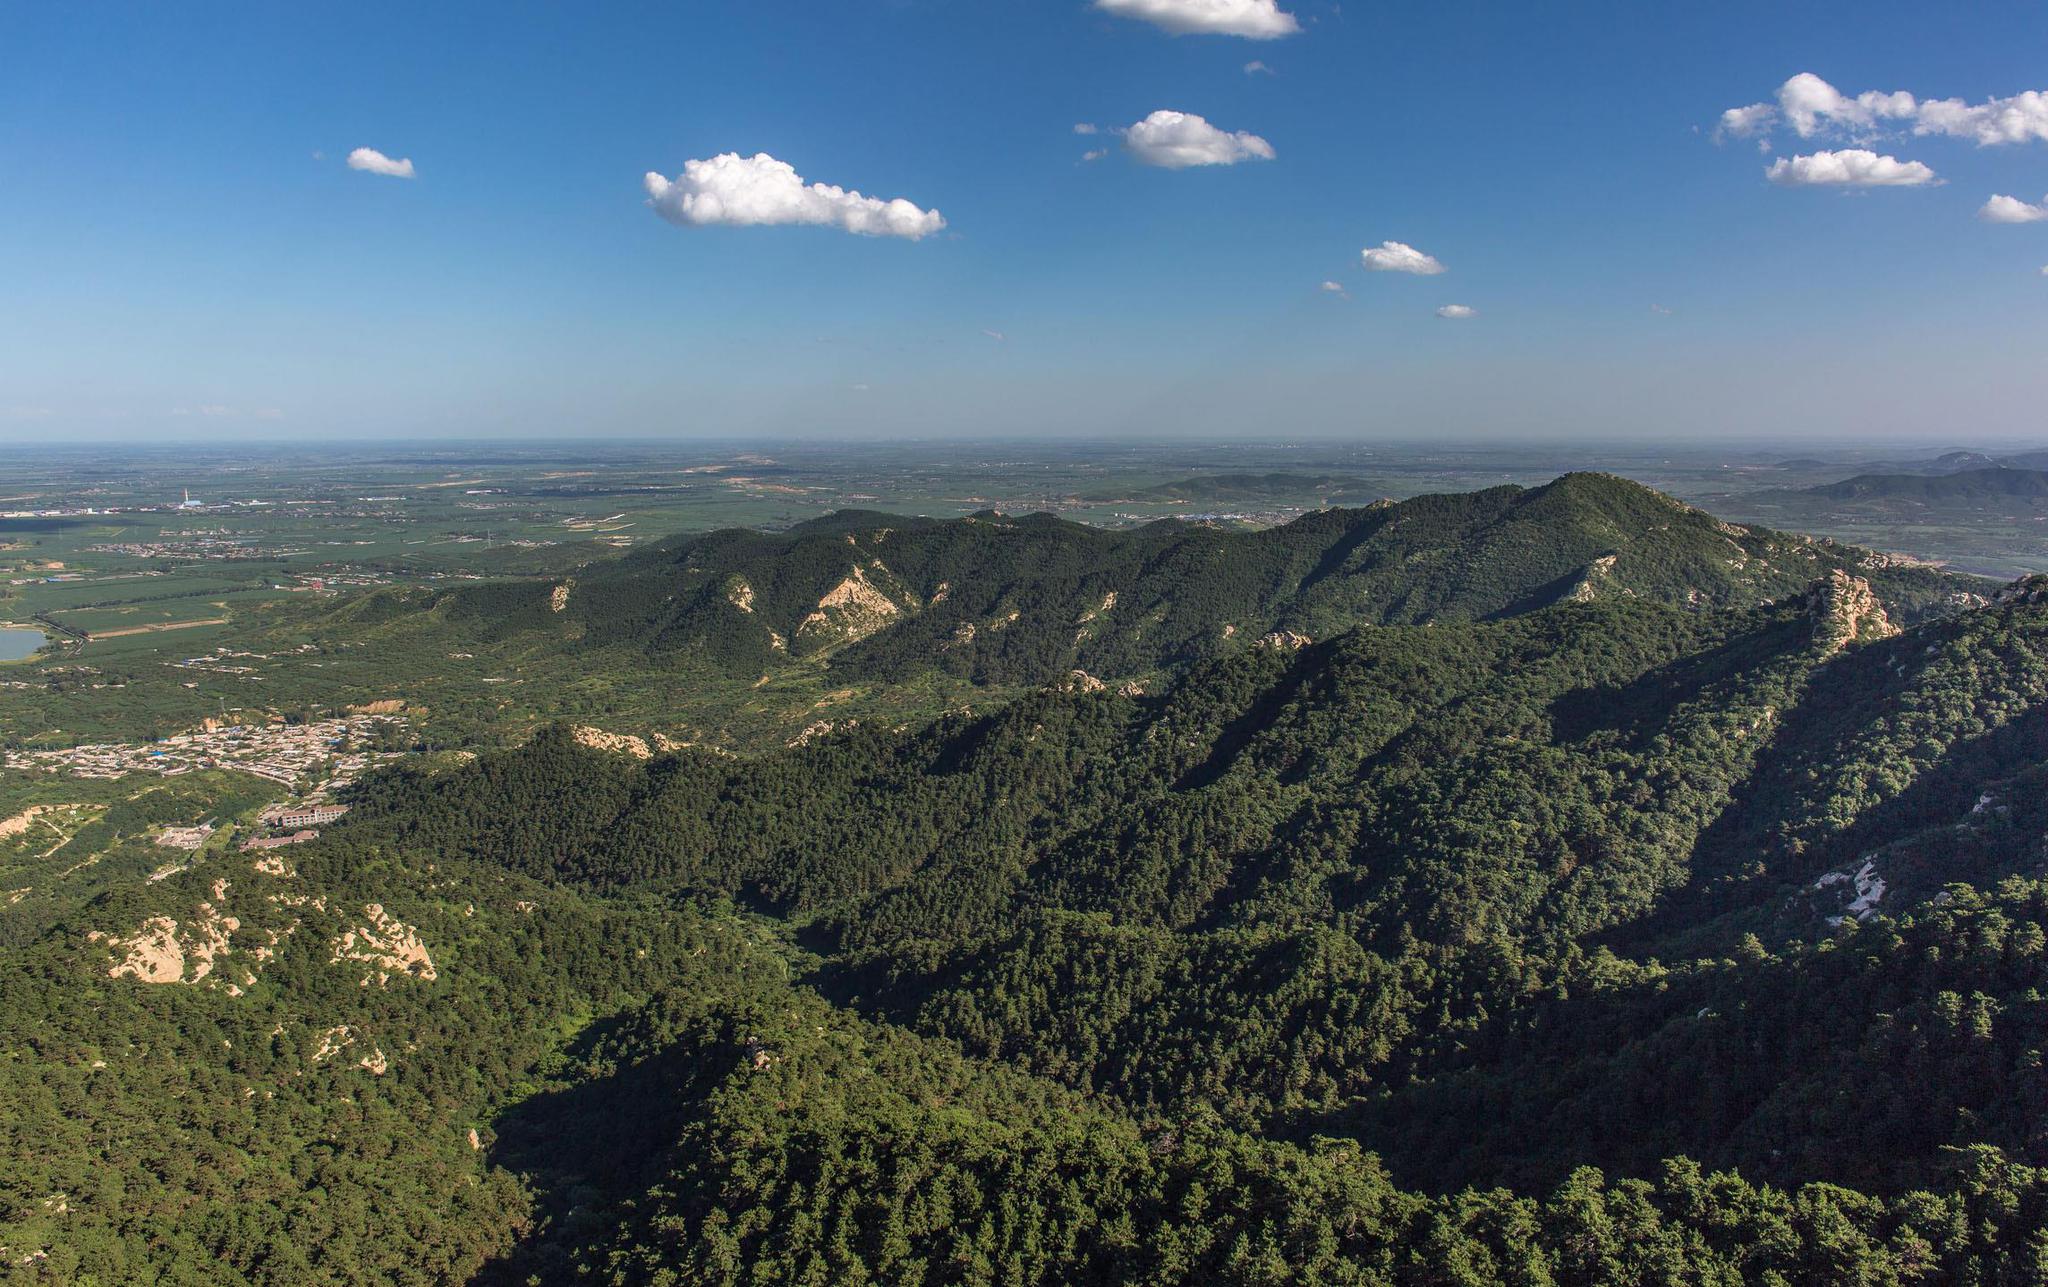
433 472 1979 687
1800 466 2048 503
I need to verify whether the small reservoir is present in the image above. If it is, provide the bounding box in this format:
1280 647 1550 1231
0 627 50 661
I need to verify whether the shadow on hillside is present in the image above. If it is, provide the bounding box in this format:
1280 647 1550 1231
1609 680 2048 959
469 1014 720 1285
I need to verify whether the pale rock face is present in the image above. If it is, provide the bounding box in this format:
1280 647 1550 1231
329 903 438 987
102 891 241 985
796 565 902 644
0 805 54 838
1809 571 1898 653
549 583 572 613
1256 630 1312 652
572 726 652 759
105 917 188 983
1567 554 1620 603
727 578 755 613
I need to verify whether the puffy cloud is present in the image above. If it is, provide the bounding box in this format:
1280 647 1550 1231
1435 304 1477 320
1764 149 1937 187
1074 123 1099 135
1319 280 1348 298
1720 73 2048 148
1094 0 1299 39
643 153 945 240
1123 110 1275 168
347 147 415 179
1914 90 2048 145
1717 102 1778 141
1081 148 1109 162
1777 72 1916 138
1981 193 2048 223
1361 241 1446 275
1244 60 1274 75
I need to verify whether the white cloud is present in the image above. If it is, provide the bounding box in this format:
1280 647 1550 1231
1914 90 2048 145
1319 280 1348 298
1764 149 1937 187
1123 110 1274 168
1777 73 1916 138
347 147 415 179
1244 60 1275 75
1981 193 2048 223
1717 103 1777 141
1649 304 1673 316
1081 148 1109 162
1094 0 1299 39
1435 304 1477 320
1361 241 1445 274
1074 123 1099 135
982 328 1007 342
643 153 945 240
1720 73 2048 148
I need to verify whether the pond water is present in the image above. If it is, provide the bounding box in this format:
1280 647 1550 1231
0 627 50 661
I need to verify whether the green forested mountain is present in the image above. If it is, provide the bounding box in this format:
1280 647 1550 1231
1796 467 2048 503
4 492 2046 1284
426 472 1976 688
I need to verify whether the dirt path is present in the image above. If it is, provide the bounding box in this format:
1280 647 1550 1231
85 617 229 640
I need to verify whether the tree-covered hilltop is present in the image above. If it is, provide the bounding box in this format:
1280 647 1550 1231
422 473 1979 687
6 515 2045 1281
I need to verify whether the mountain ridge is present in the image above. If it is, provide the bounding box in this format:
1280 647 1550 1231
428 472 1984 691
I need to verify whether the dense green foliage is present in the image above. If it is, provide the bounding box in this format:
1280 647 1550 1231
3 488 2044 1283
436 473 1975 688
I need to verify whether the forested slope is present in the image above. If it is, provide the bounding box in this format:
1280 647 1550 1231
422 473 1978 688
5 505 2045 1283
346 579 2048 1190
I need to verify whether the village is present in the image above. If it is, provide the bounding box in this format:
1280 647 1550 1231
2 712 409 791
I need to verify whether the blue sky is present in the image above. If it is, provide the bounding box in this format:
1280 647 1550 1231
2 0 2045 442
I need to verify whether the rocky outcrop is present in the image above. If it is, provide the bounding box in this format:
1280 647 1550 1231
1256 631 1312 652
1994 574 2048 607
1809 571 1899 654
97 882 240 986
1566 553 1620 603
796 565 902 644
329 903 437 987
571 726 652 759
